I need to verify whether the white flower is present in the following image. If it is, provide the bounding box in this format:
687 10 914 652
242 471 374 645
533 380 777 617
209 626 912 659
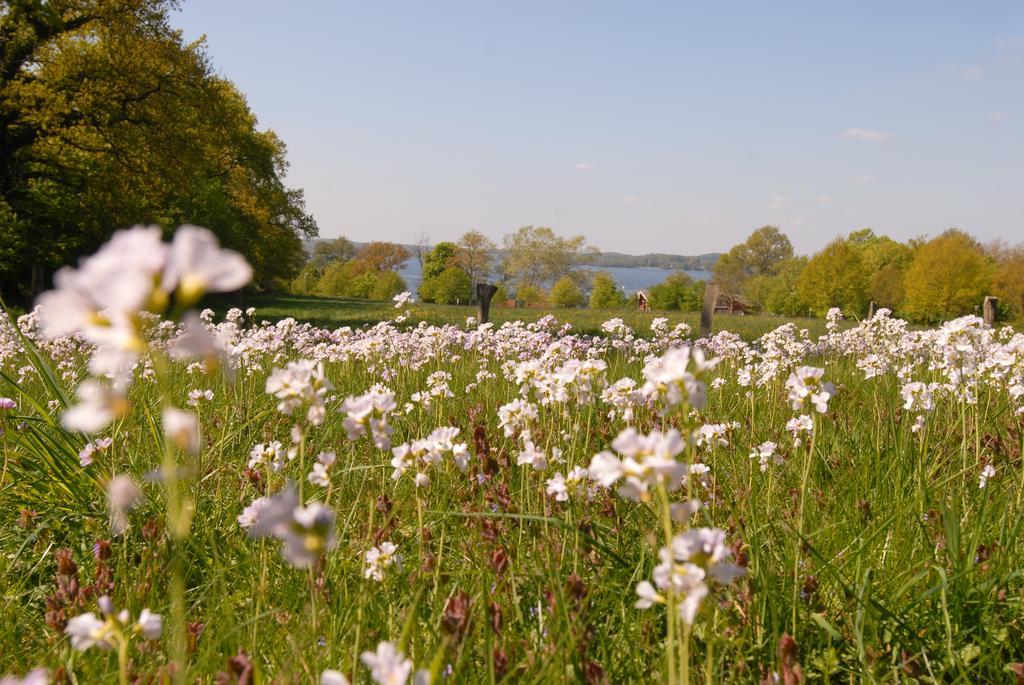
62 380 128 434
393 291 413 308
636 527 744 626
136 609 162 640
163 225 252 303
321 671 351 685
748 441 780 472
361 642 413 685
786 366 835 413
634 580 663 609
65 613 112 650
589 428 687 501
364 541 400 582
238 496 271 530
640 346 715 413
516 440 547 470
266 360 333 425
106 475 143 535
979 463 996 489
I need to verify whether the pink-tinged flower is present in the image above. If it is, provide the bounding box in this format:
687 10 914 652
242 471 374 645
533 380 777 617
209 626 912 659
162 407 200 454
0 668 48 685
0 398 16 411
249 485 337 568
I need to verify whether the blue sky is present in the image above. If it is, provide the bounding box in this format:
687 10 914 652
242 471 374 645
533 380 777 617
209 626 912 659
175 1 1022 254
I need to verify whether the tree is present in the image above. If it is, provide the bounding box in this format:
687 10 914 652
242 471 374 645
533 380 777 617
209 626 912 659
314 260 406 301
0 0 317 297
847 229 912 309
423 242 458 280
903 230 994 322
455 230 496 291
990 243 1024 320
501 226 593 290
797 239 869 317
761 257 808 316
356 242 410 272
648 272 695 310
550 276 585 308
517 284 547 306
310 237 356 268
589 272 626 309
428 266 472 305
713 226 794 303
413 231 431 270
419 242 461 302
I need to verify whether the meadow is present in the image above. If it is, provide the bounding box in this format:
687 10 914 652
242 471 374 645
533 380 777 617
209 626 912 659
208 292 844 341
1 227 1023 684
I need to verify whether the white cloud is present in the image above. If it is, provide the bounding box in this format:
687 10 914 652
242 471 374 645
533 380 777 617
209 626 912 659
817 195 833 204
843 128 890 141
617 195 651 207
989 111 1005 122
850 173 875 183
768 194 791 210
572 162 594 172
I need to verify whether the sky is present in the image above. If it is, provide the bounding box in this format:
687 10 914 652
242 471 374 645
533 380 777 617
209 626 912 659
174 1 1023 255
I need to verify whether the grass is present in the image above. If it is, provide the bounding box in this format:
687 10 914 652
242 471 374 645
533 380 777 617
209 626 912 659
1 303 1022 683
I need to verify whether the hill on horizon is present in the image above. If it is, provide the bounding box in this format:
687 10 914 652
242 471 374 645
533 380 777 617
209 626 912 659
304 239 720 271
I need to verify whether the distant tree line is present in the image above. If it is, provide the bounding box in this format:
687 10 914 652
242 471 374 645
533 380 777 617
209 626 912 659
0 0 317 302
711 226 1024 323
580 252 718 271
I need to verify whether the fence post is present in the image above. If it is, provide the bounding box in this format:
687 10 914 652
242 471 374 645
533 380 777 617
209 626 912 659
867 301 876 320
701 283 718 339
983 296 998 327
476 283 498 324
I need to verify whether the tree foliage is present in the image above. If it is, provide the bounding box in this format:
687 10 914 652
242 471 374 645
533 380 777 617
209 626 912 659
550 276 585 308
990 244 1024 320
310 237 356 268
648 272 702 311
903 230 994 322
501 226 593 290
356 242 410 273
0 0 317 297
713 226 794 301
797 239 868 317
588 272 625 309
455 230 496 290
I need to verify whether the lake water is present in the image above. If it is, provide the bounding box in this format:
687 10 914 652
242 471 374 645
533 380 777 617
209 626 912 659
396 259 711 297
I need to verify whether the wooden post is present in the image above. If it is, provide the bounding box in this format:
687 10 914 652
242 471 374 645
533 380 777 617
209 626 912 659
867 301 876 320
983 296 998 327
700 283 718 339
476 283 498 324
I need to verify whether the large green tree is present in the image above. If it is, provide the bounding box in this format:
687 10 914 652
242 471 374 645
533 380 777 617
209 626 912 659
903 230 994 322
797 239 869 317
501 226 593 290
712 226 794 304
0 0 316 297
